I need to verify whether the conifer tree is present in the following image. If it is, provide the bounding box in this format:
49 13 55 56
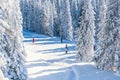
0 0 27 79
59 0 73 40
95 0 120 73
76 0 95 62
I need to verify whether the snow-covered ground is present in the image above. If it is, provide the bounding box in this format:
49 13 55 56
23 30 120 80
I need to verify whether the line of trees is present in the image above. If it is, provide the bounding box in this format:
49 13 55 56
20 0 78 40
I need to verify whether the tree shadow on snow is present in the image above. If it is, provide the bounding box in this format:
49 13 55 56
36 45 76 54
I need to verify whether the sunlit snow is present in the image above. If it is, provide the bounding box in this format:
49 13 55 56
24 30 120 80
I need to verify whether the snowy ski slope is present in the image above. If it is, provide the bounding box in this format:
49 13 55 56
23 30 120 80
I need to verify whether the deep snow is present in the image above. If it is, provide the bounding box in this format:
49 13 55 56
23 30 120 80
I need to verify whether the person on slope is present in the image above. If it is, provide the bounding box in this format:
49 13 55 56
32 37 35 43
65 44 68 54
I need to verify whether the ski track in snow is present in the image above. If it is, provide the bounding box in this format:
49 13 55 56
23 30 120 80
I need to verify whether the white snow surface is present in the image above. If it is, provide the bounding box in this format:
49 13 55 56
23 30 120 80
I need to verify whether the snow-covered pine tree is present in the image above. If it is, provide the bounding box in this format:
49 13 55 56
52 1 59 36
69 0 78 28
95 0 120 73
20 0 30 30
59 0 73 40
0 0 27 79
43 0 54 36
69 0 79 39
34 0 43 33
94 0 107 63
52 0 62 37
92 0 100 33
76 0 95 62
27 0 34 31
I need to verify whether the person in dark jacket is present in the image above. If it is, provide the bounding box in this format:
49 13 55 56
65 44 68 54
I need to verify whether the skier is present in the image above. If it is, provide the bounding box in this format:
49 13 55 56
65 44 68 54
32 37 35 43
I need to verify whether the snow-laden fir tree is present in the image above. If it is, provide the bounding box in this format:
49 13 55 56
35 0 54 36
69 0 78 28
52 1 59 36
94 0 107 61
69 0 79 39
20 0 30 30
0 0 27 79
95 0 120 73
76 0 95 62
43 0 54 36
52 0 62 37
59 0 73 40
94 0 105 60
33 0 44 33
94 0 107 49
92 0 100 32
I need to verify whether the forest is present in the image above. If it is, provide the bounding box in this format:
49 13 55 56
0 0 120 80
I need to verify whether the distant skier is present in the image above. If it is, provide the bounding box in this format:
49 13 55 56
32 37 35 43
65 44 68 54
